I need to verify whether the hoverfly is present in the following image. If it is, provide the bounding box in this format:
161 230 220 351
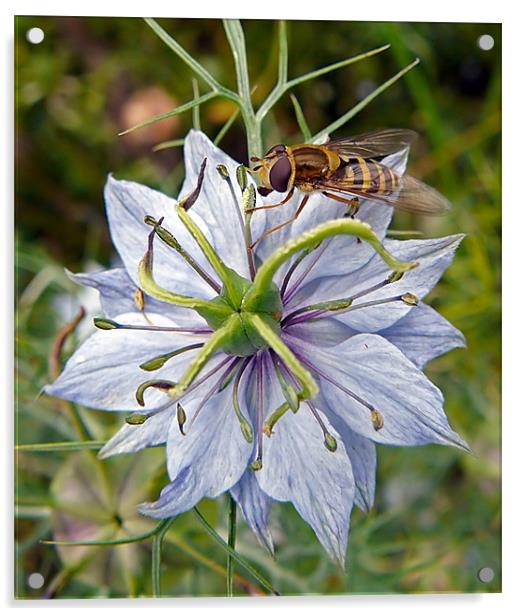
248 129 450 246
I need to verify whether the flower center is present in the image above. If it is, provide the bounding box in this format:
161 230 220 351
201 269 283 357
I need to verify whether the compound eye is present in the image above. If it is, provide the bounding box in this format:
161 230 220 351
269 156 292 192
265 143 286 157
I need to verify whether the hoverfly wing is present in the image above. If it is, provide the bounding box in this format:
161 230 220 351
326 128 418 158
319 166 451 216
388 174 452 214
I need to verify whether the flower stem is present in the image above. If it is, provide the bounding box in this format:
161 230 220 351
223 19 262 159
152 518 174 597
227 496 237 597
193 507 279 595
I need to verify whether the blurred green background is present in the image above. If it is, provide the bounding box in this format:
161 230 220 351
15 17 501 598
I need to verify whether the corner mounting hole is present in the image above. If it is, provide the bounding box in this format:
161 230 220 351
27 572 45 589
26 27 45 45
477 566 495 583
477 34 494 51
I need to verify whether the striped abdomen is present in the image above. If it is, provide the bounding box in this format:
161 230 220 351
336 156 400 195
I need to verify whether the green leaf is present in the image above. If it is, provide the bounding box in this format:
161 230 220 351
119 92 217 136
290 94 311 142
16 440 105 452
312 58 420 142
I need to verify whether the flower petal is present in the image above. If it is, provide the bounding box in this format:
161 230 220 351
257 407 354 565
328 418 376 513
290 332 469 449
105 174 216 299
286 234 465 333
44 312 212 412
98 407 176 459
284 316 355 347
68 267 205 328
138 385 254 518
180 131 251 278
230 471 275 554
253 357 355 565
380 302 466 369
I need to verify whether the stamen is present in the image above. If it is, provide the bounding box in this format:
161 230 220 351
136 379 177 407
250 357 264 471
241 183 257 280
177 403 187 435
279 241 322 300
216 164 246 238
216 163 254 279
245 313 318 401
125 356 235 425
139 343 205 371
271 354 300 412
236 164 248 192
185 358 241 433
285 293 419 327
232 358 254 443
305 400 338 453
296 351 385 434
143 215 221 293
283 275 397 325
93 317 212 335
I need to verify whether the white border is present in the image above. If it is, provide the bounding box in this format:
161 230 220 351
3 1 516 613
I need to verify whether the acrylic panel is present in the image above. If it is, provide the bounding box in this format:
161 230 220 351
14 16 501 598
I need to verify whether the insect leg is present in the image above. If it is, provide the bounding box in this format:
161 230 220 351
250 195 310 249
322 191 360 218
245 187 295 213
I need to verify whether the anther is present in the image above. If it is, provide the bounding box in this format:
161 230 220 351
401 292 419 306
139 343 204 371
236 164 248 192
135 379 176 407
125 413 149 425
93 318 119 330
134 288 145 312
305 400 338 454
216 164 229 179
250 457 263 471
388 270 404 283
177 403 187 435
242 184 256 213
144 214 157 227
94 317 210 334
370 409 384 431
323 432 338 452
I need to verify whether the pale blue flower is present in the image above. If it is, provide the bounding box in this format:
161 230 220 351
45 131 467 565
